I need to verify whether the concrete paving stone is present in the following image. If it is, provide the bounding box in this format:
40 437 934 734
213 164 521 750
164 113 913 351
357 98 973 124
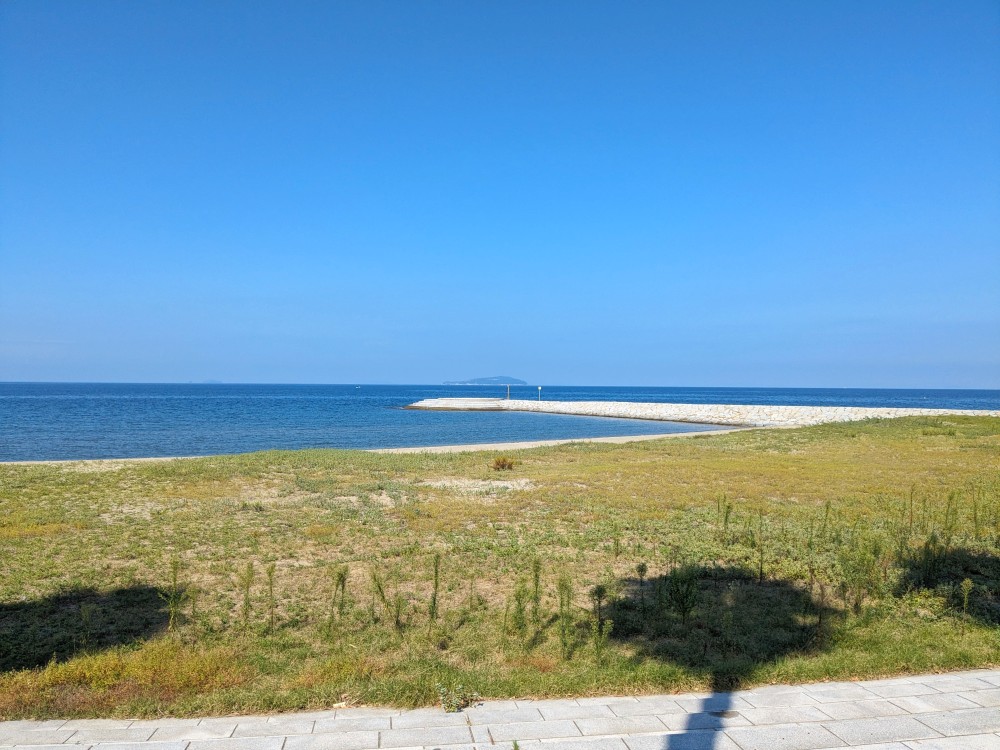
674 695 755 713
149 727 236 742
519 738 630 750
62 723 135 731
377 725 473 748
624 729 744 750
91 742 189 750
823 716 941 745
904 736 1000 749
951 670 1000 682
388 708 469 729
66 730 154 745
0 725 66 733
311 718 391 734
917 676 996 691
232 721 314 738
538 703 616 721
485 719 582 742
464 700 520 712
0 731 76 746
577 696 644 706
268 713 337 722
960 688 1000 707
739 706 834 726
463 707 542 725
806 686 881 703
471 741 630 750
725 723 849 750
126 721 201 730
742 692 821 709
914 707 1000 736
574 715 668 736
10 746 88 750
816 700 911 721
660 712 751 731
888 694 981 714
854 678 916 688
331 707 399 720
186 739 284 750
284 732 378 750
977 673 1000 687
468 724 490 744
864 684 942 699
801 681 868 692
513 699 581 710
195 722 260 731
610 698 686 717
830 745 906 750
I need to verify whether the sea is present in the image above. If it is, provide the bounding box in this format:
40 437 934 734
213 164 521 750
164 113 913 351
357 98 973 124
1 383 998 462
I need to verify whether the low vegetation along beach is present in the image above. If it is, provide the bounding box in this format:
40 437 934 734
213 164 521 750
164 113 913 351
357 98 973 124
1 416 999 718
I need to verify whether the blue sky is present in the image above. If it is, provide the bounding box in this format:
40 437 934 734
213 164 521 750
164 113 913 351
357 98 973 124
1 1 998 387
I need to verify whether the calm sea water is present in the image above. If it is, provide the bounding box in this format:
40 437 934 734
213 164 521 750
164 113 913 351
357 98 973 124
1 383 998 462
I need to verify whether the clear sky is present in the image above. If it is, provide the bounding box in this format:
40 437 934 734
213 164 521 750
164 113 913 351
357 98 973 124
1 1 998 387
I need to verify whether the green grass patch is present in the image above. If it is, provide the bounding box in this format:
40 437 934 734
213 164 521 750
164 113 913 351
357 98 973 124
1 416 998 717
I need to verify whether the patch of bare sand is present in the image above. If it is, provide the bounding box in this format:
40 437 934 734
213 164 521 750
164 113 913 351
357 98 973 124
420 478 536 495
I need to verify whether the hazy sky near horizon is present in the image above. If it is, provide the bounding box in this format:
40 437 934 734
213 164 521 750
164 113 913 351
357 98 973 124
2 1 998 388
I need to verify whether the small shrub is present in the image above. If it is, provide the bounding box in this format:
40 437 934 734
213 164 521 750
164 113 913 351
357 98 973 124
237 561 255 631
436 682 480 712
492 456 516 471
531 557 543 624
429 553 441 628
557 575 575 660
667 565 700 624
265 562 277 632
511 580 528 634
961 577 974 634
159 557 187 632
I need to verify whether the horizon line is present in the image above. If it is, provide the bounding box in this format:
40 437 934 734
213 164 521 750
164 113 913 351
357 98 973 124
2 380 999 392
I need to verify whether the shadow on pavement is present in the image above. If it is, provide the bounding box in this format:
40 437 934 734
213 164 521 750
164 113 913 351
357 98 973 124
606 564 836 749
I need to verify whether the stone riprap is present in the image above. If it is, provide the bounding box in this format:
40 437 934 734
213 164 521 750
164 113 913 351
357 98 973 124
407 398 1000 428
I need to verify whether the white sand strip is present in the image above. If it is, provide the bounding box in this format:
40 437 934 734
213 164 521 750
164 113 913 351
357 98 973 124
407 397 1000 427
371 427 745 454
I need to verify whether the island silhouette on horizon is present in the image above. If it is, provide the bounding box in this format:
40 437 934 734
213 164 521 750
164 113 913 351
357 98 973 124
443 376 528 386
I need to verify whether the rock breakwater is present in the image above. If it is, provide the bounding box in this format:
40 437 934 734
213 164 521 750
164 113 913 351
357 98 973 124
407 398 1000 427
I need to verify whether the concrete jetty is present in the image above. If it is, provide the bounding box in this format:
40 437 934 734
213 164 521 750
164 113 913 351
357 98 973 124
407 398 1000 428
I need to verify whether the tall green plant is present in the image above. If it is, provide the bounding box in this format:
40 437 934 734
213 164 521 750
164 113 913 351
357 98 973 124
237 561 255 631
557 575 574 660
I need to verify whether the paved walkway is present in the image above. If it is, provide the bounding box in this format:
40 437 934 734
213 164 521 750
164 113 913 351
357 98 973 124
2 670 999 750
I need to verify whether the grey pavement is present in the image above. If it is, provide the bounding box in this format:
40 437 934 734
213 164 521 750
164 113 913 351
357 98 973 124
2 669 999 750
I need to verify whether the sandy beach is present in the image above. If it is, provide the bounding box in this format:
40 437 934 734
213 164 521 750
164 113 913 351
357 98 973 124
2 426 745 465
371 426 745 453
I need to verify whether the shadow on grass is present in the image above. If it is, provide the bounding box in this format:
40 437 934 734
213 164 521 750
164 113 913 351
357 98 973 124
898 545 1000 625
0 586 169 672
607 564 836 750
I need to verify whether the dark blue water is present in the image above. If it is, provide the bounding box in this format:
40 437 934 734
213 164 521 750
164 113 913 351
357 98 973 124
1 383 998 462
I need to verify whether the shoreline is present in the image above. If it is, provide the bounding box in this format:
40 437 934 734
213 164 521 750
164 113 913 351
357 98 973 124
0 427 743 465
370 426 745 453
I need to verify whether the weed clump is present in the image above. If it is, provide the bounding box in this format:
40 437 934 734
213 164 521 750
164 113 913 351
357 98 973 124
436 682 480 712
491 455 516 471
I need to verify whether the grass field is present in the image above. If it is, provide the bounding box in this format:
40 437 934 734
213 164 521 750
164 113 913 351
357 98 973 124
1 416 999 718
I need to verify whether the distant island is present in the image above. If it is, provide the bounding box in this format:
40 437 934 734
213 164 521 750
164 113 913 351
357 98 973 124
443 376 528 386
